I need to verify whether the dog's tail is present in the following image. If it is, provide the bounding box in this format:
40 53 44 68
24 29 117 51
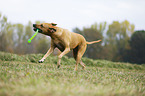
86 40 101 44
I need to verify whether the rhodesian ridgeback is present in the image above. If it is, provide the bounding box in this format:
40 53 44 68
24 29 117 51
33 23 101 71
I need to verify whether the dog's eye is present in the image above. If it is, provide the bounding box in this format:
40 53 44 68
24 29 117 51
41 24 43 27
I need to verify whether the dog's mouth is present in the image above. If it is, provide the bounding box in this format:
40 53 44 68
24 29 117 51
33 27 43 33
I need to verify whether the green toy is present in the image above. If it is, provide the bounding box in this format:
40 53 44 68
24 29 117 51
28 29 39 43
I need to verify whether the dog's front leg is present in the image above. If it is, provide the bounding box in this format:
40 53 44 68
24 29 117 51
39 46 55 63
57 48 70 68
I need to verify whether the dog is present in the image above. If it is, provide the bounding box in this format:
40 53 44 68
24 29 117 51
33 23 101 71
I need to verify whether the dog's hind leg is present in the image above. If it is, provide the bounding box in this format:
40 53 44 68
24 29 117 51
73 46 86 70
74 44 86 71
80 60 86 70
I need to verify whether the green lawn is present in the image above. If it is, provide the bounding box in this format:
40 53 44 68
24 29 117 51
0 52 145 96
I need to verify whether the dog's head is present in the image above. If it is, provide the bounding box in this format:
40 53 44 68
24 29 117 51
33 23 57 35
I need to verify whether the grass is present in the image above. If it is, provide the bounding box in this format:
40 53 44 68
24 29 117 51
0 52 145 96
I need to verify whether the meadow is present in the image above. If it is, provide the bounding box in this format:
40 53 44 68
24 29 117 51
0 52 145 96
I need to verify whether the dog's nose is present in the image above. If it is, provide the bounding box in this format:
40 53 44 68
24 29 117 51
33 24 36 27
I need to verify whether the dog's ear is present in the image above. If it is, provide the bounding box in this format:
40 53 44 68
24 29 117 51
51 23 57 26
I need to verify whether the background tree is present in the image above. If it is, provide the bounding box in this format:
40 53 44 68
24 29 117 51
0 13 50 54
0 13 8 51
105 20 135 61
124 30 145 64
13 23 25 54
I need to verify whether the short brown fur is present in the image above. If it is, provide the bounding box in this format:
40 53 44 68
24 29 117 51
33 23 101 71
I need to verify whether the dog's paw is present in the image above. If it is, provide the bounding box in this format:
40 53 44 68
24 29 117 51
38 60 44 63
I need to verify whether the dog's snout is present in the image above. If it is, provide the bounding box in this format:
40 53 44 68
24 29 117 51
33 24 36 27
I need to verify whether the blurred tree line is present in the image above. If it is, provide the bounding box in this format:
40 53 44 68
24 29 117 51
0 13 145 64
0 13 50 54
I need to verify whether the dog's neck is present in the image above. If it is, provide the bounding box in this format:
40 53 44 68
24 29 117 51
50 31 62 39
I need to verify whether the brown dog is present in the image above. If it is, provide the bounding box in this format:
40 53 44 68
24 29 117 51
33 23 101 71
